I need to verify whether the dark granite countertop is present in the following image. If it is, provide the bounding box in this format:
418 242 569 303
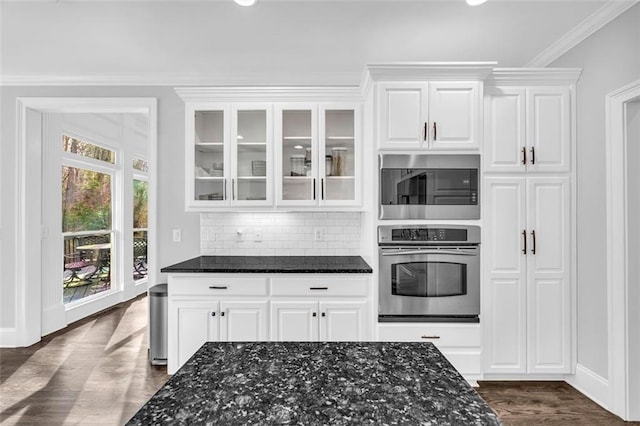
161 255 373 274
127 342 500 425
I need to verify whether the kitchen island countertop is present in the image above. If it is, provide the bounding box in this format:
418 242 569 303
161 255 373 274
126 341 500 425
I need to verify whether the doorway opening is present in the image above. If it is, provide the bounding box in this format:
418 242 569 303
14 98 157 345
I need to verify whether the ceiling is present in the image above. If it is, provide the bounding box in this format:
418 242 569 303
0 0 634 85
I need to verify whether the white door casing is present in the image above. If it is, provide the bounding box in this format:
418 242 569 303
606 79 640 421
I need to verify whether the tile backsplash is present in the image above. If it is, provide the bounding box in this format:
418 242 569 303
200 212 361 256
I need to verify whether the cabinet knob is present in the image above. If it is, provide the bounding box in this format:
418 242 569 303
211 312 216 317
321 312 326 317
221 311 225 317
312 312 317 317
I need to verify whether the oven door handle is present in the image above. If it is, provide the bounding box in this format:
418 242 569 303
381 249 478 256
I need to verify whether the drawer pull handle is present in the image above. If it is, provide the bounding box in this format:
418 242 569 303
209 286 228 290
421 335 440 339
310 287 329 290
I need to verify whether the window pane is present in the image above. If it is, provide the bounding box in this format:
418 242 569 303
63 232 112 303
133 179 148 228
62 166 112 232
133 158 148 172
62 135 115 164
133 179 148 282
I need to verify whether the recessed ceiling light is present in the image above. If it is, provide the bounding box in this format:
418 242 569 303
234 0 257 6
466 0 487 5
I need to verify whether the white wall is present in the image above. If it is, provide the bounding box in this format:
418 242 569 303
0 1 604 85
200 212 361 256
0 86 200 334
551 3 640 379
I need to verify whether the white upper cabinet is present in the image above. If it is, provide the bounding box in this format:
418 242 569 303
177 87 362 211
186 102 273 210
376 81 480 151
428 82 480 150
484 86 571 173
275 103 361 207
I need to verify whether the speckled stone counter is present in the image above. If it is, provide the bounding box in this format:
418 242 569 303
161 255 373 274
127 342 500 425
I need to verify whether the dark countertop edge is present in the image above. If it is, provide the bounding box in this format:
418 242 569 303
160 255 373 274
160 268 373 273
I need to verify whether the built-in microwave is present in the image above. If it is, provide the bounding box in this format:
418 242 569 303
379 154 479 220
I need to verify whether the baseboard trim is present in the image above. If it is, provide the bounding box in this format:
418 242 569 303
566 364 610 412
0 328 18 347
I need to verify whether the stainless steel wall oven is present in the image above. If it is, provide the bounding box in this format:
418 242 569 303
378 225 480 322
379 154 480 220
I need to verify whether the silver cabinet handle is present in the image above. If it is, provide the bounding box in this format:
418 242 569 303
232 178 235 200
223 178 227 200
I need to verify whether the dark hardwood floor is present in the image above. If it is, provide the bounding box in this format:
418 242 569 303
1 295 636 425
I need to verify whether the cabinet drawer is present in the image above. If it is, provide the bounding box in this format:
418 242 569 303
378 323 480 347
271 277 369 297
170 276 268 296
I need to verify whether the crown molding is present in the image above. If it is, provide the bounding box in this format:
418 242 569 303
0 71 363 88
525 0 639 67
174 86 364 102
486 68 583 86
365 62 497 82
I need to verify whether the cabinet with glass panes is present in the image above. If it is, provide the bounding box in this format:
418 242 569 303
186 104 272 210
276 104 360 207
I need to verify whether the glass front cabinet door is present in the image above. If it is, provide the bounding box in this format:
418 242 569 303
276 104 360 207
187 103 272 209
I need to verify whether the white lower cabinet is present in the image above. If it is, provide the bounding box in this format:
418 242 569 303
168 274 372 374
171 299 268 373
271 300 367 341
378 323 482 383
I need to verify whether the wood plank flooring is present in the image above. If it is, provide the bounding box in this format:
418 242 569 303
1 295 636 425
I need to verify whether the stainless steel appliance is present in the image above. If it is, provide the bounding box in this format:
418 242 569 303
378 225 480 322
379 154 479 220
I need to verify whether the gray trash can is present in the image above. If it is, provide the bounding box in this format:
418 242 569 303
149 283 168 366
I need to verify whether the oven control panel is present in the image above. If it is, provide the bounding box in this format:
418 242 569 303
378 225 480 245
